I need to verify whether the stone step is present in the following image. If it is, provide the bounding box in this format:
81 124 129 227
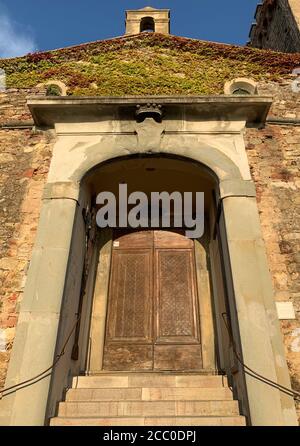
72 374 228 389
51 416 246 426
58 400 239 418
66 387 233 402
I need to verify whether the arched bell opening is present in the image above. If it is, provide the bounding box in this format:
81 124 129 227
140 16 155 33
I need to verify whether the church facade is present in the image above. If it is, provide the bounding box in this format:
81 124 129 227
0 4 300 426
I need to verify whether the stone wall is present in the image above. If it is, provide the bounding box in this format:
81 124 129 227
249 0 300 52
0 89 55 389
245 79 300 420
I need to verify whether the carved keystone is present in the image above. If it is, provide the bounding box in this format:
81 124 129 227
136 103 163 122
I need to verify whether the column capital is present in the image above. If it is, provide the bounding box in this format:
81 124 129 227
43 182 80 202
219 179 256 199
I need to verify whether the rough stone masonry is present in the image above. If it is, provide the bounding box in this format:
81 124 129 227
0 88 55 390
245 78 300 420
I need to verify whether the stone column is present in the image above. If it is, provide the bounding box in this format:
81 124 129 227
88 229 113 374
220 180 298 426
0 183 79 426
194 238 216 370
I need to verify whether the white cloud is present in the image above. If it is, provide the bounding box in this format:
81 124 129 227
0 12 37 58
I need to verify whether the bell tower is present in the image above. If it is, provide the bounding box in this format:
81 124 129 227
125 6 170 35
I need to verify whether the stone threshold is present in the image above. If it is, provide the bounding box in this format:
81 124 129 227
84 369 221 376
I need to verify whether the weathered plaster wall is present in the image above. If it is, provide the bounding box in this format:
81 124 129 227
0 89 55 390
245 79 300 420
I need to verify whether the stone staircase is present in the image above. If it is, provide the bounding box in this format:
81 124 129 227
50 373 246 426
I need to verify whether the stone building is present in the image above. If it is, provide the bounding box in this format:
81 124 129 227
0 6 299 426
249 0 300 52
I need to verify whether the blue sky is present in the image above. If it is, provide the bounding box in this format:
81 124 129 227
0 0 259 58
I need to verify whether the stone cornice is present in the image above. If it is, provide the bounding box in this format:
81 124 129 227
27 95 273 128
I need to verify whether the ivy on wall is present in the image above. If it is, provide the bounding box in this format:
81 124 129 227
0 33 300 96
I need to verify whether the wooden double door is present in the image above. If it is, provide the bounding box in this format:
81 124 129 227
103 229 202 371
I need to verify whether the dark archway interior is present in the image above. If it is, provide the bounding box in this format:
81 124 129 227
140 16 155 33
84 155 216 215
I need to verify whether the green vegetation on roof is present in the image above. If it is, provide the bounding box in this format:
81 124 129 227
0 33 300 96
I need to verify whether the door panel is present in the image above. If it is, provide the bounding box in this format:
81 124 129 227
154 230 194 249
103 344 153 371
103 229 202 371
154 345 202 371
113 229 153 249
154 249 200 344
103 248 153 370
106 250 152 342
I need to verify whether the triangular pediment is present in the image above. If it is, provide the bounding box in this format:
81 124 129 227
140 6 156 11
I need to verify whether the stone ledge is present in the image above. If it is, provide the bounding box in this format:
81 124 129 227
27 96 273 128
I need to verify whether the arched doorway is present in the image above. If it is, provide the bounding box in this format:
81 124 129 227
80 155 219 376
